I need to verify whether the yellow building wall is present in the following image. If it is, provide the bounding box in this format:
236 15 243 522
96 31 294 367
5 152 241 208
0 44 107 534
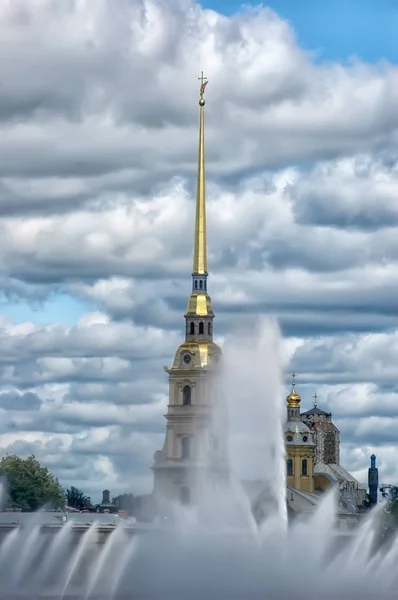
286 446 315 493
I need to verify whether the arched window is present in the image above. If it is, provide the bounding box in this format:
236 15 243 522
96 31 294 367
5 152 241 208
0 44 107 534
199 280 203 289
181 437 190 459
189 322 195 335
183 385 191 406
287 459 293 476
180 486 190 505
194 281 198 289
302 459 308 476
199 322 204 334
207 322 211 335
204 280 207 289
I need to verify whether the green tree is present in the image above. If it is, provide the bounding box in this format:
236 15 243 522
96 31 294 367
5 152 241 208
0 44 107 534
383 487 398 524
113 493 134 513
387 486 398 502
66 486 88 510
375 486 398 550
0 454 65 511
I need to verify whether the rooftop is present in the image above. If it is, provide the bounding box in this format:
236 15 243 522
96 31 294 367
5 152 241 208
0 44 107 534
301 406 331 417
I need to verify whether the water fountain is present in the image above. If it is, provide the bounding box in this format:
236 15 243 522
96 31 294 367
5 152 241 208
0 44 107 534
0 317 396 599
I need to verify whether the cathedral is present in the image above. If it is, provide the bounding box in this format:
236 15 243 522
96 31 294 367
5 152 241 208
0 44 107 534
152 74 367 525
152 73 228 506
280 376 367 524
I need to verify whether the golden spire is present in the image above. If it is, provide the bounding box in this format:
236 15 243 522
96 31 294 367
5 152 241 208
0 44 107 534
184 72 214 323
193 71 208 276
287 372 301 408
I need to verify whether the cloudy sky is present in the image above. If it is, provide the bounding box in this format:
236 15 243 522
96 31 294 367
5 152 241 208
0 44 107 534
1 0 398 501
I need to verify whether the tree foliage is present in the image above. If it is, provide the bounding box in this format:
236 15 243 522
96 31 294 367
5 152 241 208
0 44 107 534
66 486 88 510
383 487 398 524
386 486 398 502
113 493 134 513
0 454 65 511
372 485 398 550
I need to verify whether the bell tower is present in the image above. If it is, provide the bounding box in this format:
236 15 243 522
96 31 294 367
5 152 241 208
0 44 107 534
152 73 228 505
284 374 316 493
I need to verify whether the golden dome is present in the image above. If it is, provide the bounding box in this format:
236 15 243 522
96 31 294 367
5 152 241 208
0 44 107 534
286 379 301 408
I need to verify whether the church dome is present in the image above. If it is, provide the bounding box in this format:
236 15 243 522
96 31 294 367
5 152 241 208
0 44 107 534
286 384 301 408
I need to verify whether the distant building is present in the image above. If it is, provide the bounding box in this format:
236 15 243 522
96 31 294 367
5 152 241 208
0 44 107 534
300 387 366 509
285 378 316 494
368 454 379 505
253 377 366 526
94 489 117 514
301 393 340 465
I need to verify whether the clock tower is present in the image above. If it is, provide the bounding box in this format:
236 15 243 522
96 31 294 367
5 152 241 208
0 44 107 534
152 73 228 505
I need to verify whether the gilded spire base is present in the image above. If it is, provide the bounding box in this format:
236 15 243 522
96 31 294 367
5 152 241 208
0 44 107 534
185 292 214 318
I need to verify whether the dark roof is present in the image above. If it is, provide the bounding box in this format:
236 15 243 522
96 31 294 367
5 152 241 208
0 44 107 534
301 406 331 417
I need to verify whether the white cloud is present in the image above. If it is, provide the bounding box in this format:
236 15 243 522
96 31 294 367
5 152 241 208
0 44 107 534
293 156 398 229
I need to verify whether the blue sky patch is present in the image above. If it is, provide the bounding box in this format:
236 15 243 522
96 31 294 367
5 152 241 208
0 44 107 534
1 293 95 326
200 0 398 63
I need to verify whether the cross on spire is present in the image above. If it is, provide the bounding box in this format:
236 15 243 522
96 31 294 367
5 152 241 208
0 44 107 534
198 71 208 98
313 392 318 407
198 71 208 86
291 372 296 387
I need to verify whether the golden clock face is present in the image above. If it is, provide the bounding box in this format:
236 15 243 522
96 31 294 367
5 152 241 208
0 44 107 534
183 353 192 365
